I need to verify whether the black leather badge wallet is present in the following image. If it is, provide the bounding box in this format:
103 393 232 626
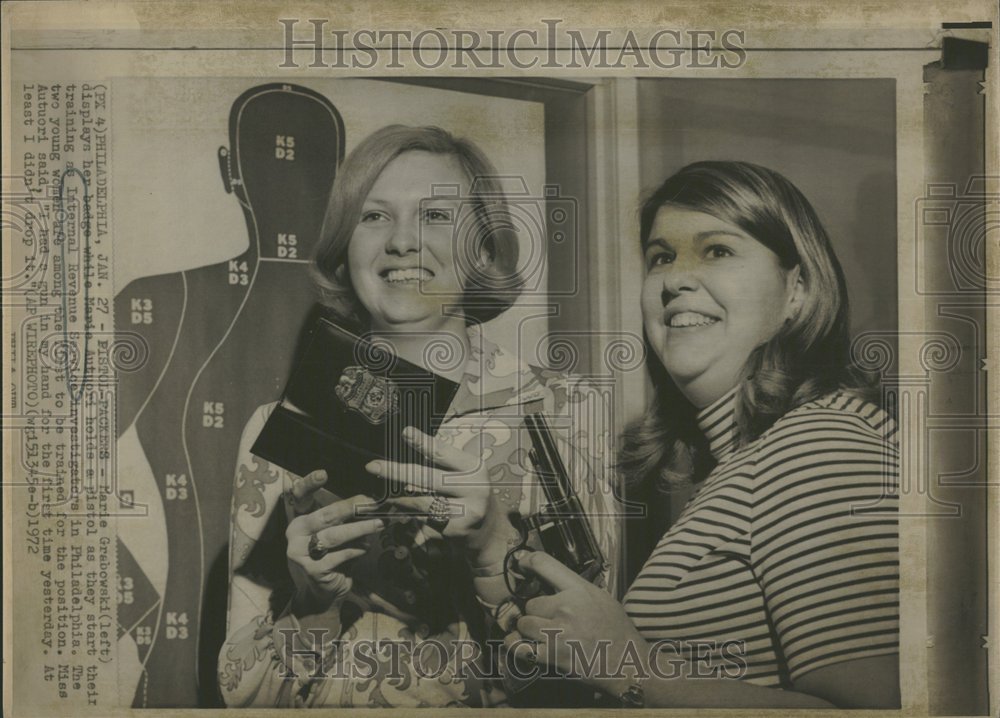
251 315 461 499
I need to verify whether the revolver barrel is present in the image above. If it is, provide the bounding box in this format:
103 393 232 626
524 413 606 580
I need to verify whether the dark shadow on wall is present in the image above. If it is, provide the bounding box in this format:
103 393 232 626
198 547 229 707
848 170 899 345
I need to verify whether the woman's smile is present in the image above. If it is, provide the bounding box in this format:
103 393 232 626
380 266 435 285
663 308 722 329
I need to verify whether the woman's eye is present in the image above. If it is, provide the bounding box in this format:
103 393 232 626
360 210 388 223
708 245 734 259
423 208 453 223
646 251 674 269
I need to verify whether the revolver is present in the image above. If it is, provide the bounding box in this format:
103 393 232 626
504 413 607 604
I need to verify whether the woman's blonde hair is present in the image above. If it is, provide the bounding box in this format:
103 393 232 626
620 160 876 489
312 124 522 327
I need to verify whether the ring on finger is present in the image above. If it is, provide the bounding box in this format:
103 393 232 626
526 641 539 664
308 533 328 561
426 494 451 534
519 639 539 665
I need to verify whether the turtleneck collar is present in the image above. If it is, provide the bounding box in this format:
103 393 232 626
695 386 740 463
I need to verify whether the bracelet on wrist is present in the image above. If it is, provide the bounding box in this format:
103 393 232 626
617 677 646 708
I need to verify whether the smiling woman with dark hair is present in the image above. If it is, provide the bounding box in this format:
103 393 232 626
507 161 899 709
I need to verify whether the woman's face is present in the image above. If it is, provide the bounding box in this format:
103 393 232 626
641 206 801 408
348 151 469 333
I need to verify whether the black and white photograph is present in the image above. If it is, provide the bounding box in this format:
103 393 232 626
1 2 997 715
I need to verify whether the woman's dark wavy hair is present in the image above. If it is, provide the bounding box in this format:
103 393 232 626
619 160 877 490
312 125 523 328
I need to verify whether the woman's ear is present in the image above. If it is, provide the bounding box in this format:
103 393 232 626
785 265 805 321
476 237 494 270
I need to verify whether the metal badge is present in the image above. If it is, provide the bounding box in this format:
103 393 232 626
334 365 399 424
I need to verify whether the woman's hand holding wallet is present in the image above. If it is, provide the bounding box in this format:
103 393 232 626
364 426 520 569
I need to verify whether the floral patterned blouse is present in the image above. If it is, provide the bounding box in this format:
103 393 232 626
218 325 620 707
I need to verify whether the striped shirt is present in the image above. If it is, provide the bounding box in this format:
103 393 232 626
623 389 899 686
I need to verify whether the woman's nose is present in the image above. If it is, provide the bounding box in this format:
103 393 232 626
386 219 420 255
660 258 701 300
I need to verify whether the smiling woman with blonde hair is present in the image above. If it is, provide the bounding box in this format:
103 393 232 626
312 124 522 330
218 125 618 708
